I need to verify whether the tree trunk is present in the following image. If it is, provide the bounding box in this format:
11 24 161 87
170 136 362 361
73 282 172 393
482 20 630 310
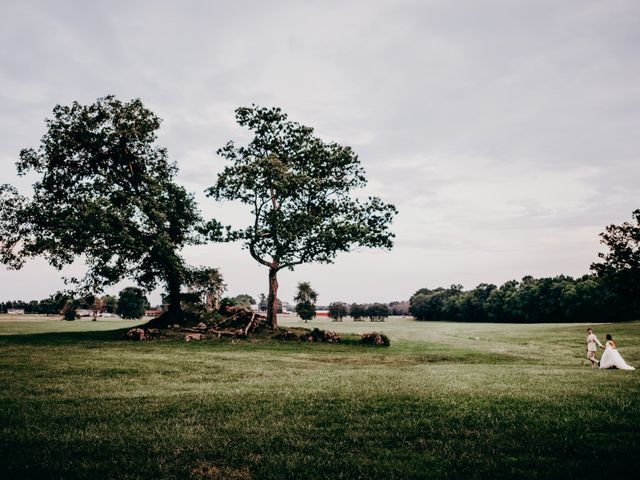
167 273 184 323
266 267 279 329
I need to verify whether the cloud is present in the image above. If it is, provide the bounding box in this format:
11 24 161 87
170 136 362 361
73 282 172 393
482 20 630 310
0 0 638 304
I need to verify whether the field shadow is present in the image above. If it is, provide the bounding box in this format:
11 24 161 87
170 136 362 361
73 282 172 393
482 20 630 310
0 327 133 346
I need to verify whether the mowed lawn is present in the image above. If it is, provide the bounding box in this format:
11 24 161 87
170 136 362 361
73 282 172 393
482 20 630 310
1 316 639 479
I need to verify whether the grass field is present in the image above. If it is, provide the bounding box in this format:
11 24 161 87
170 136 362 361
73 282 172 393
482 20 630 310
1 315 639 479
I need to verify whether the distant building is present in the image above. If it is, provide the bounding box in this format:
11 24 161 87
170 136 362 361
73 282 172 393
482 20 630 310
7 308 25 315
77 309 93 317
144 309 163 317
316 310 329 317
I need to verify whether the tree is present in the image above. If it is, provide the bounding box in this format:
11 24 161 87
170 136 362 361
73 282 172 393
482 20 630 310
294 281 318 322
101 295 118 314
186 267 226 312
349 303 368 321
62 299 78 321
389 301 410 316
258 293 268 311
328 302 348 321
206 106 397 328
0 96 206 323
367 303 390 321
91 296 104 321
232 294 256 309
117 287 147 319
591 209 640 319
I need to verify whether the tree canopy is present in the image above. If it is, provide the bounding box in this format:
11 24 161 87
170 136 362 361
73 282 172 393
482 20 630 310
591 209 640 318
328 302 348 321
294 281 318 322
0 96 205 322
206 105 397 327
117 287 148 319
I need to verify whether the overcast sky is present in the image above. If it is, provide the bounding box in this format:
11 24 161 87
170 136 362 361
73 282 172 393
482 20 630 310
1 0 639 305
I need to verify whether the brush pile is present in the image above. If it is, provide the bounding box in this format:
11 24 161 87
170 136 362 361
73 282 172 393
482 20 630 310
126 327 160 341
177 306 270 341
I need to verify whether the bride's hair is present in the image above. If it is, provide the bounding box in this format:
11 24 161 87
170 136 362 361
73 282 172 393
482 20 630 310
606 334 613 341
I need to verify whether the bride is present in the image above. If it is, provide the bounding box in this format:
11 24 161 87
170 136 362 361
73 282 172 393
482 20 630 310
599 334 635 370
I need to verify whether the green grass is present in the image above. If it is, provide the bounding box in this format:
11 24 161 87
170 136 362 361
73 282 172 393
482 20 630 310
1 315 639 479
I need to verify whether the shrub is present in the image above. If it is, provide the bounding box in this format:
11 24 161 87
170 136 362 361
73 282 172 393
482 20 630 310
62 300 78 321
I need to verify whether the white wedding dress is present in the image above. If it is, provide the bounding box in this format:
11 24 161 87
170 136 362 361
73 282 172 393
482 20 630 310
599 341 635 370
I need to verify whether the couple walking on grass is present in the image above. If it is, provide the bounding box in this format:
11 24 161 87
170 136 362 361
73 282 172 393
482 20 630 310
586 328 635 370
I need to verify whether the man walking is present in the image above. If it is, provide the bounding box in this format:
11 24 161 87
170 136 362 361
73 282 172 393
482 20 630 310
586 328 604 368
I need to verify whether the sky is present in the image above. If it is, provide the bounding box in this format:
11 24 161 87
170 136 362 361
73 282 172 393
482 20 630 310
0 0 639 306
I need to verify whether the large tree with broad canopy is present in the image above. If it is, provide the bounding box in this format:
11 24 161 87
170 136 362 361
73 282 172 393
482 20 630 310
0 96 207 322
206 105 397 328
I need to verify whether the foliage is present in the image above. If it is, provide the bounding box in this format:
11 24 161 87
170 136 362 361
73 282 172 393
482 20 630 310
101 295 118 314
349 303 368 321
367 303 390 321
591 209 640 319
185 267 225 312
62 299 78 321
389 301 410 316
206 105 397 327
218 297 237 312
0 96 205 322
91 296 105 321
232 294 256 309
328 302 348 321
294 281 318 322
116 287 147 319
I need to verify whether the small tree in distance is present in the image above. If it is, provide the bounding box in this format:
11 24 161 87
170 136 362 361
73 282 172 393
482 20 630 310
232 294 256 309
294 282 318 322
367 303 390 322
91 296 104 322
101 295 118 314
117 287 147 319
328 302 348 321
350 303 367 321
62 299 78 321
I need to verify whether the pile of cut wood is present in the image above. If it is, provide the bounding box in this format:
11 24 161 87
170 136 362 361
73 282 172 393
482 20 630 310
176 307 271 342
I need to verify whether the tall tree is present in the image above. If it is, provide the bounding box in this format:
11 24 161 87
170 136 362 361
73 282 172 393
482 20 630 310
294 281 318 322
0 96 204 322
591 209 640 318
207 106 397 328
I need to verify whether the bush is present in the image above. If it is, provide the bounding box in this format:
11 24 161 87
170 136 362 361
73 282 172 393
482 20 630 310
360 332 390 347
62 300 78 321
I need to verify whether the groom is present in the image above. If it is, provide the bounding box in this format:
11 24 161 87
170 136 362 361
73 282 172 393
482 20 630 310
586 328 604 368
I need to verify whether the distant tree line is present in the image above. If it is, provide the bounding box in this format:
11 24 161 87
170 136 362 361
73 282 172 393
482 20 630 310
0 288 150 320
325 301 409 322
410 209 640 323
409 276 607 323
